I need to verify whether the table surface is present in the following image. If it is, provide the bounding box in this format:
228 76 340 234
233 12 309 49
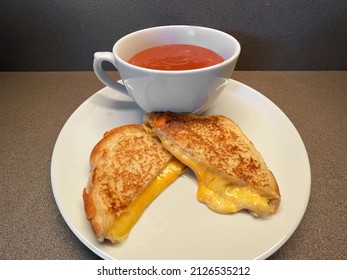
1 71 346 260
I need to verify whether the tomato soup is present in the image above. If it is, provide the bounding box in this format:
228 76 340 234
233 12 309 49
128 44 224 70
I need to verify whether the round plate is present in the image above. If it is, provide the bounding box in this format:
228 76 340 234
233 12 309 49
51 79 311 259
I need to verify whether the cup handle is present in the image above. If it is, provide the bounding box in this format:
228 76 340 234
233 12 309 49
93 52 130 96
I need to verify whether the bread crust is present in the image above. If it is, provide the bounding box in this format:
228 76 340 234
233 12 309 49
145 112 281 214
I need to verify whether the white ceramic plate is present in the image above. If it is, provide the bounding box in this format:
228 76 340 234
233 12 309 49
51 79 311 260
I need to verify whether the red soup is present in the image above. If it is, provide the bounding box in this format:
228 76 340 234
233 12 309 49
128 44 224 71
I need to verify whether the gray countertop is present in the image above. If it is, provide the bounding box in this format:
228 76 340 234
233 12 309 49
1 71 346 260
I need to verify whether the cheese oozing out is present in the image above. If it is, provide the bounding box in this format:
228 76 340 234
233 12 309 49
196 169 272 215
160 139 272 216
108 157 186 240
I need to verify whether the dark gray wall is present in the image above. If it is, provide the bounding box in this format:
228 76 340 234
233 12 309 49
1 0 346 71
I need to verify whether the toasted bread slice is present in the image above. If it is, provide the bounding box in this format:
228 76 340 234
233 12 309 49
145 112 280 217
83 124 186 242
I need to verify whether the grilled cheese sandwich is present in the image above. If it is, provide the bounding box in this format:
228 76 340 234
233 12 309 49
145 112 280 217
83 124 186 242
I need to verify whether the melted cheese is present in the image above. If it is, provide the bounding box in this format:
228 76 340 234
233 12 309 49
196 168 271 215
161 139 272 216
109 158 185 240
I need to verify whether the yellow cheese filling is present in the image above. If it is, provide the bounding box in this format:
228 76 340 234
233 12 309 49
196 169 271 215
161 139 272 215
108 158 186 240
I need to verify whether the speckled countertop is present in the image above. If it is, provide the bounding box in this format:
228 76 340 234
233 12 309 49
1 71 346 260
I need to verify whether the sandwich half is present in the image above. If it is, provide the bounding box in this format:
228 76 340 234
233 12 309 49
83 124 186 242
144 112 281 217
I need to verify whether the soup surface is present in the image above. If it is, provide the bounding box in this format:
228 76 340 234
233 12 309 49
128 44 224 70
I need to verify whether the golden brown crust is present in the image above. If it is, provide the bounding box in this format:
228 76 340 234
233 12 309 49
83 188 103 239
83 124 174 242
145 112 281 214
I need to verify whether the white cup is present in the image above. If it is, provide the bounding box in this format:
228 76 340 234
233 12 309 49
93 25 241 113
